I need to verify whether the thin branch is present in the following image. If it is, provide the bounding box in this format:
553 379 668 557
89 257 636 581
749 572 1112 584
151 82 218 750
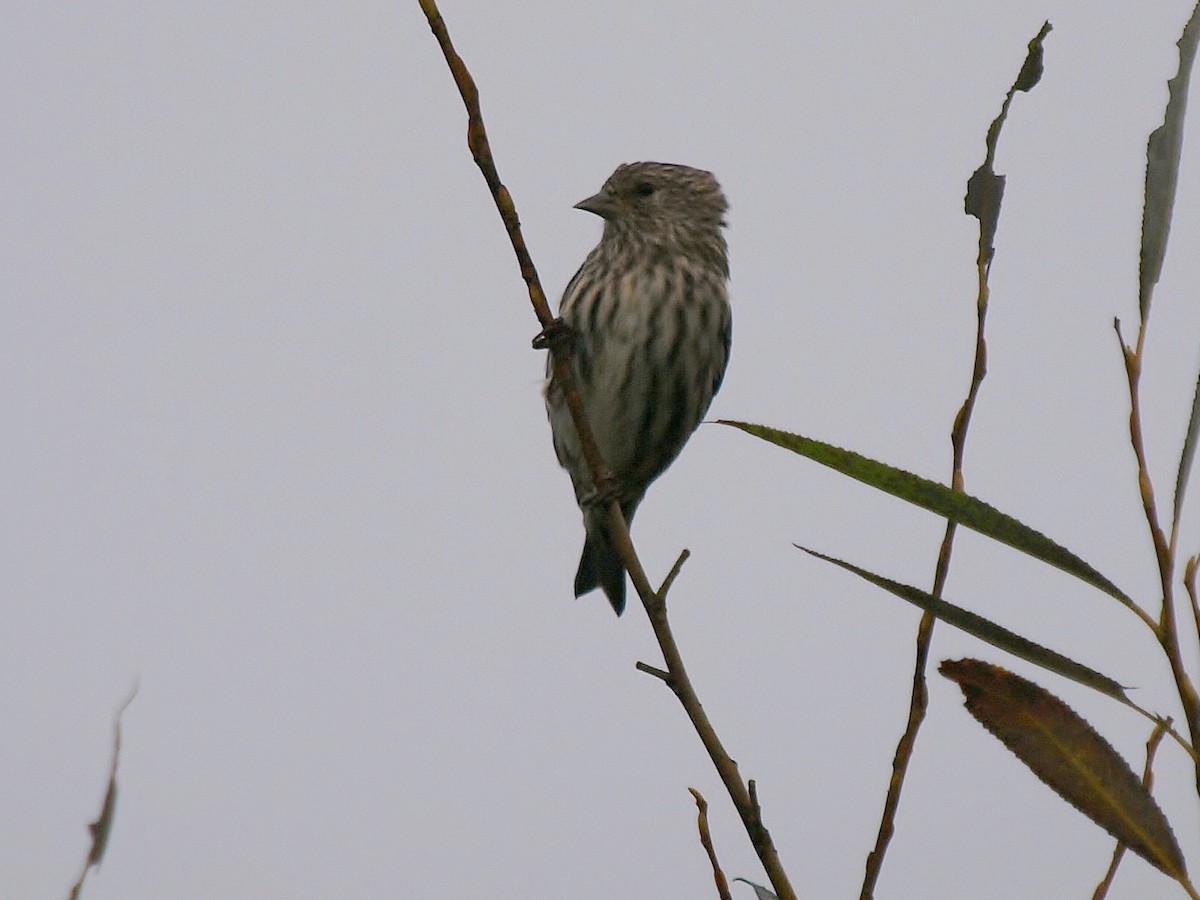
1092 719 1169 899
860 23 1052 898
636 661 671 683
611 509 798 900
1117 0 1200 798
659 549 692 598
420 5 796 897
748 780 763 819
690 788 734 900
1185 555 1200 667
418 0 609 496
1124 699 1199 765
1114 320 1175 627
1115 317 1200 791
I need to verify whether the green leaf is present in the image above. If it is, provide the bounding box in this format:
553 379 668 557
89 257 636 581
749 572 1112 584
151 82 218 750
800 546 1129 703
1139 1 1200 321
1173 363 1200 531
721 421 1136 613
732 878 778 900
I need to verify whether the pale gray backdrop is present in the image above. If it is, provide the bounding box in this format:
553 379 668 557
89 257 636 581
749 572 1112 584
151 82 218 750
4 2 1200 898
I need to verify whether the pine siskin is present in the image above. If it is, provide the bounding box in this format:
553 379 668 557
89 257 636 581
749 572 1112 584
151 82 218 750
545 161 732 615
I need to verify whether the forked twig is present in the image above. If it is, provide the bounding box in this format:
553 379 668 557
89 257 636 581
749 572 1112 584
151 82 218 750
1185 557 1200 672
1092 719 1169 899
419 4 795 897
859 23 1052 899
1115 318 1200 791
690 788 734 900
1119 0 1200 798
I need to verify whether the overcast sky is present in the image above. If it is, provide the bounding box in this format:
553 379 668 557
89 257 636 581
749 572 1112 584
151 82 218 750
5 2 1200 899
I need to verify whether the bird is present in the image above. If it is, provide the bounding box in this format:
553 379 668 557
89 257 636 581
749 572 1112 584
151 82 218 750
544 161 732 614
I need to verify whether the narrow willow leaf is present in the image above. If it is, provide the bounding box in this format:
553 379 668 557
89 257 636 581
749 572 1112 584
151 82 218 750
941 660 1187 882
801 547 1128 702
1173 364 1200 530
722 421 1134 611
1140 0 1200 321
732 878 778 900
1158 3 1200 530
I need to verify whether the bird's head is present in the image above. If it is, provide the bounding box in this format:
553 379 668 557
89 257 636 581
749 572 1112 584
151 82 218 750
576 162 729 272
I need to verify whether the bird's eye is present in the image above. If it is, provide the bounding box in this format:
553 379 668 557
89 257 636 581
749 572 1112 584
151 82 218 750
633 182 655 198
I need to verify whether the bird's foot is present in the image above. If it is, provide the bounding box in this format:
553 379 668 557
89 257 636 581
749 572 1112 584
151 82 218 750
578 472 623 508
531 317 575 351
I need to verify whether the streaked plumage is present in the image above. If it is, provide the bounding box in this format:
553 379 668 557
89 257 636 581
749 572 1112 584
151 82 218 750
545 162 732 614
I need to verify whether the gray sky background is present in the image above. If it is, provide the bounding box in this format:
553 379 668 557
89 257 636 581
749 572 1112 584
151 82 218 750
5 2 1200 898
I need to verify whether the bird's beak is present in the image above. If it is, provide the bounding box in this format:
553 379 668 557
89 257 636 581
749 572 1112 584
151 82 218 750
574 191 620 220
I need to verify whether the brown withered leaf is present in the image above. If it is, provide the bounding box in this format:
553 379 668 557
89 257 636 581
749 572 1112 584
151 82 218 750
940 659 1186 881
68 684 138 900
964 22 1052 269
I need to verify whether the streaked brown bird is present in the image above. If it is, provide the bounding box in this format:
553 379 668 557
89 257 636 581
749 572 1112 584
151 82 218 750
545 162 732 614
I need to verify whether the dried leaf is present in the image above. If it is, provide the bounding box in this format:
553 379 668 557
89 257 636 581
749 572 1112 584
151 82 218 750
68 684 138 900
1140 0 1200 320
940 660 1186 881
965 21 1052 268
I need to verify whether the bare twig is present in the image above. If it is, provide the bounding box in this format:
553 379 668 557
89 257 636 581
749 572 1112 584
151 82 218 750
1185 556 1200 668
690 788 734 900
1123 699 1200 765
1116 0 1200 797
1115 317 1200 791
1092 719 1169 899
635 661 671 683
859 23 1052 899
417 0 610 499
620 518 797 899
659 549 692 599
419 4 796 897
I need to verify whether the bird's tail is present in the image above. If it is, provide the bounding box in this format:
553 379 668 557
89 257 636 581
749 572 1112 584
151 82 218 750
574 504 638 615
